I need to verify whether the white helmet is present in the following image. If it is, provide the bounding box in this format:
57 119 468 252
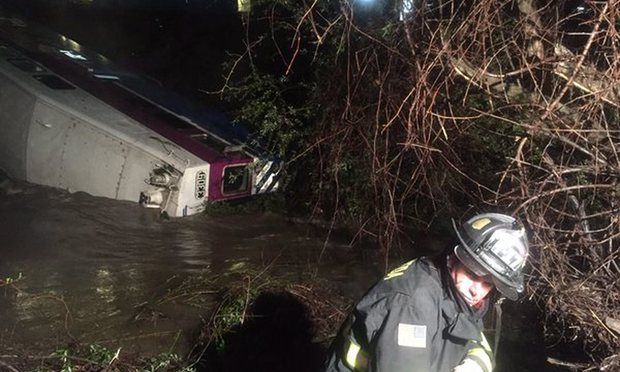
452 213 529 300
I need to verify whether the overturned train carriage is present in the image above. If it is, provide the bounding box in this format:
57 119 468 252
0 15 280 217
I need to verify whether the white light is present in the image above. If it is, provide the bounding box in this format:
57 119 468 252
59 49 87 61
355 0 376 7
68 39 81 52
400 0 415 21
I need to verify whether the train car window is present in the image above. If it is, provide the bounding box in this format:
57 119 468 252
222 165 249 194
8 58 45 73
33 74 75 90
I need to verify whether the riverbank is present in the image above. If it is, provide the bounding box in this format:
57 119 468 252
0 267 354 372
1 256 575 372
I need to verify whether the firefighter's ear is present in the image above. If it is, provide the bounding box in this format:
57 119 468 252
446 251 457 269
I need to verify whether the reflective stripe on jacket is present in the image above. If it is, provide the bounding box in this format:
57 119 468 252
325 258 494 372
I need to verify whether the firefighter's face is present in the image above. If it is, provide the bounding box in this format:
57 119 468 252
451 261 494 307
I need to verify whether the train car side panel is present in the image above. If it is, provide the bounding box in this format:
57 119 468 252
27 101 74 187
0 73 34 179
116 146 160 203
59 117 127 199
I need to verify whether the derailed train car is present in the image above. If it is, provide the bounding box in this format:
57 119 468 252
0 14 281 217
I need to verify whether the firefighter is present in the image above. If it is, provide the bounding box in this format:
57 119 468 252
325 213 529 372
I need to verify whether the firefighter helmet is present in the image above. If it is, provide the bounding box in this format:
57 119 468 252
452 213 529 300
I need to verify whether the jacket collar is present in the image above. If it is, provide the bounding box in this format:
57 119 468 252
440 261 490 342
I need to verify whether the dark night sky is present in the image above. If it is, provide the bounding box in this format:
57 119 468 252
3 0 592 104
6 0 238 12
3 0 246 103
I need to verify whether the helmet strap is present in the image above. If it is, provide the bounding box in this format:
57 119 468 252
493 297 506 358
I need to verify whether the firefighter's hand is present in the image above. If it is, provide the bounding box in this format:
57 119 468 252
453 358 485 372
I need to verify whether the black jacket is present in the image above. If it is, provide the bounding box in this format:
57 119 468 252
325 258 493 372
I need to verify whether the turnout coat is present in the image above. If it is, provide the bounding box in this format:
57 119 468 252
325 258 494 372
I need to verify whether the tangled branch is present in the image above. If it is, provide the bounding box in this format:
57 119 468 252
222 0 619 366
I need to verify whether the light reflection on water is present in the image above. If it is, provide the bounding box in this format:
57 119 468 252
95 267 116 303
0 178 380 356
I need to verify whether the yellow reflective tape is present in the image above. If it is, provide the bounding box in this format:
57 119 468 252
237 0 251 12
467 347 492 372
471 218 491 230
344 339 368 371
345 341 360 368
384 260 415 280
480 332 492 354
456 359 486 372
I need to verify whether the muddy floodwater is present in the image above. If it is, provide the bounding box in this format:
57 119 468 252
0 176 380 358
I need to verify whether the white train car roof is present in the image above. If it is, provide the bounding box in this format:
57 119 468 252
0 44 204 172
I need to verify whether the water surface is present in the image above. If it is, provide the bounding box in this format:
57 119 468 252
0 177 378 356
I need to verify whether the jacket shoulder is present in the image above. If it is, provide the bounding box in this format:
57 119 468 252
359 258 444 306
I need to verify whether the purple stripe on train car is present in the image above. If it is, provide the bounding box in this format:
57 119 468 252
23 48 252 166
